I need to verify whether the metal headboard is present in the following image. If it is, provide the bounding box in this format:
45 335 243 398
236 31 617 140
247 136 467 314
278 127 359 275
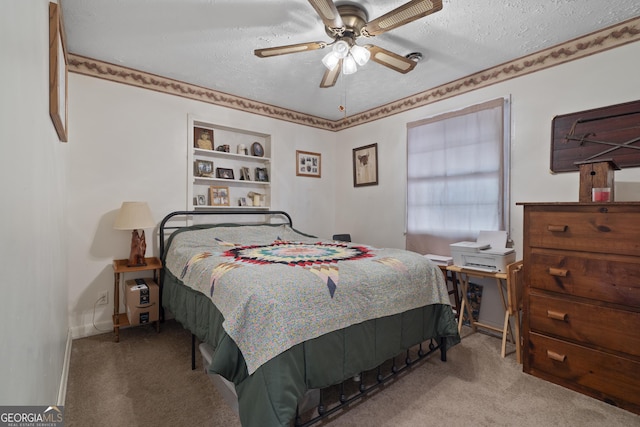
158 210 293 259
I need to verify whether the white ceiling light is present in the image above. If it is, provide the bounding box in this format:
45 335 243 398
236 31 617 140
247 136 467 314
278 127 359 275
350 44 370 66
322 39 370 74
342 54 358 74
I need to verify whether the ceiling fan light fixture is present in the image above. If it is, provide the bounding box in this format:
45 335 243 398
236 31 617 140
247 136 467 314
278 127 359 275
343 54 358 75
332 40 350 58
322 51 341 70
350 44 370 66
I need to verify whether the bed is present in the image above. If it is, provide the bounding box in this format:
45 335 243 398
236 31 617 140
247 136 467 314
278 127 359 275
159 210 460 426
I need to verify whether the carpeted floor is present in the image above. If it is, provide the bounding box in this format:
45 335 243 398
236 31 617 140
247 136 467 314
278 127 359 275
65 320 640 426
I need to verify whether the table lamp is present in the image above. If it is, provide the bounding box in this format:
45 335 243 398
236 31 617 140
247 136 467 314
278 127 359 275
113 201 155 267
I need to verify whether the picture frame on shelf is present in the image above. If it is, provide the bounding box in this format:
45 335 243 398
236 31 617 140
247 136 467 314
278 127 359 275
296 150 321 178
196 194 207 206
353 143 378 187
240 167 251 181
194 127 214 150
251 142 265 157
49 2 68 142
194 159 214 177
209 186 229 206
238 197 247 207
255 167 269 182
216 167 235 180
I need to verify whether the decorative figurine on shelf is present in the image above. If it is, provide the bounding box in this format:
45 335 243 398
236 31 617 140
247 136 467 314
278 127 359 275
196 129 213 150
128 230 147 267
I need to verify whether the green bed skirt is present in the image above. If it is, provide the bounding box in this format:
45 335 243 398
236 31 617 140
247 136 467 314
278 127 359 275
162 268 460 427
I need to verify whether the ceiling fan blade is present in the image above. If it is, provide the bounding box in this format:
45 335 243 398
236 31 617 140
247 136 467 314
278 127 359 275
367 45 417 74
254 41 326 58
320 61 342 88
308 0 344 34
362 0 443 36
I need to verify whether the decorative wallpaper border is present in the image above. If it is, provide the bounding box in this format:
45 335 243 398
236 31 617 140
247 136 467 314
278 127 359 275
69 16 639 132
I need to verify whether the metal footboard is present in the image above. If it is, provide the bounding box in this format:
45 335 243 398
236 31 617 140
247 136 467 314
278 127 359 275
294 336 447 426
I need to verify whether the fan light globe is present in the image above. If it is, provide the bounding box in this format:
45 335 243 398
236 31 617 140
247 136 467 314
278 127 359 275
322 51 340 70
350 44 370 66
332 40 350 58
343 54 358 74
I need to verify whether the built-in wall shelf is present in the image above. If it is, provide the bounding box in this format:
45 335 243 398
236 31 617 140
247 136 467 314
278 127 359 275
187 116 272 210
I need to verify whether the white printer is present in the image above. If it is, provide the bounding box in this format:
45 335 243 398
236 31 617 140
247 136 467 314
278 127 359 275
450 231 516 273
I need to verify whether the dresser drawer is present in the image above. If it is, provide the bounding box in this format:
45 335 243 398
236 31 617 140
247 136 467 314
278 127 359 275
529 293 640 357
528 250 640 307
527 209 640 256
526 333 640 410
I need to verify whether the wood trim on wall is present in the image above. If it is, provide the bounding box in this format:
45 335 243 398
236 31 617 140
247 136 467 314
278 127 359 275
68 17 640 132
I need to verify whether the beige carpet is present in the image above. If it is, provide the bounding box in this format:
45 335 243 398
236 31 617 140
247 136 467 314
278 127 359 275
65 320 640 426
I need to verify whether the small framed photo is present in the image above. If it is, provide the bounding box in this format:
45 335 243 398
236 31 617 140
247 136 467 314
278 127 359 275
209 186 229 206
216 167 235 180
196 194 207 206
240 167 251 181
353 143 378 187
238 197 247 206
194 159 214 177
251 142 265 157
194 127 214 150
255 167 269 182
296 150 321 178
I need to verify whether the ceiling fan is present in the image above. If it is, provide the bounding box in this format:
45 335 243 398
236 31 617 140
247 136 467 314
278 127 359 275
254 0 443 88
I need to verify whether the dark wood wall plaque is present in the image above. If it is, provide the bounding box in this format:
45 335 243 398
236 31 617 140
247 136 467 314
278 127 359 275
550 100 640 173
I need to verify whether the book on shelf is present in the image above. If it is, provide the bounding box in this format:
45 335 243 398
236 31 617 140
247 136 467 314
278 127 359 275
425 254 453 266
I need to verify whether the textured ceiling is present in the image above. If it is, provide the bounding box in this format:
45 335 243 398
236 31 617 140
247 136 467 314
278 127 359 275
61 0 640 121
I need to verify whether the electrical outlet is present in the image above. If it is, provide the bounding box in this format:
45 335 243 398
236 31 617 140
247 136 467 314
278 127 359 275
97 291 108 305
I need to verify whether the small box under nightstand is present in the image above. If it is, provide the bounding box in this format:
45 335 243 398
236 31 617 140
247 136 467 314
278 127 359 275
125 278 159 326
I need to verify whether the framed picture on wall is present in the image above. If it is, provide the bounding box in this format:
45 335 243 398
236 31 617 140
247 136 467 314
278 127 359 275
49 2 68 142
296 150 321 178
353 143 378 187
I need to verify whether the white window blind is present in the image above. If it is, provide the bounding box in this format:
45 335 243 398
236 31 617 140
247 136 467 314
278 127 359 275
406 98 510 255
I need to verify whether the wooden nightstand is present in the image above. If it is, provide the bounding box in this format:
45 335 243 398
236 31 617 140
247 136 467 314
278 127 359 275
112 257 162 342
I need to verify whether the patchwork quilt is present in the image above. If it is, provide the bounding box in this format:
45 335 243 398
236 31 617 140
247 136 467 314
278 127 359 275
164 224 450 374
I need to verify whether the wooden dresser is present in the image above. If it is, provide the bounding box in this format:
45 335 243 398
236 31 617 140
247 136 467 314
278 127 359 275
519 202 640 414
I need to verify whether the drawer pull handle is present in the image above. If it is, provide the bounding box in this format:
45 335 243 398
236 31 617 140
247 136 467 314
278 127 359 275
547 224 568 232
546 350 566 362
548 268 568 277
547 310 568 321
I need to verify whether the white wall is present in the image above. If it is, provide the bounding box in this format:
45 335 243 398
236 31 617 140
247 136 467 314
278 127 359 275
0 0 69 405
66 37 640 335
66 75 338 336
335 41 640 254
334 40 640 326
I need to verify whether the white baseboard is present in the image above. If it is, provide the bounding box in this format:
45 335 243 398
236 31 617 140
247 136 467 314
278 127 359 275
57 328 72 406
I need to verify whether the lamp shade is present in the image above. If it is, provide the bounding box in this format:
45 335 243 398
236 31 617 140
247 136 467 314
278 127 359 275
113 202 155 230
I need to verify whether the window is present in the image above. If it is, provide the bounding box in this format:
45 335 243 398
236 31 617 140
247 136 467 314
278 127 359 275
406 98 510 255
